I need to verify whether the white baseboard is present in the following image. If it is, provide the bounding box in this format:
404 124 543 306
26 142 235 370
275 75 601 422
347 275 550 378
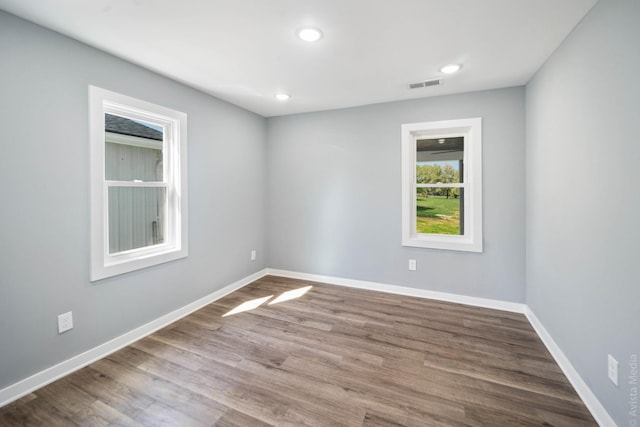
524 307 617 427
0 268 268 408
267 268 526 314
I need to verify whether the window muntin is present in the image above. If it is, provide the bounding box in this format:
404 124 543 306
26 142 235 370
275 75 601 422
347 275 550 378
90 86 188 281
401 118 482 252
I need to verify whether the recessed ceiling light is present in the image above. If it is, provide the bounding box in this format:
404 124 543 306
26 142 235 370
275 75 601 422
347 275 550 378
275 93 290 101
297 27 323 42
440 64 462 74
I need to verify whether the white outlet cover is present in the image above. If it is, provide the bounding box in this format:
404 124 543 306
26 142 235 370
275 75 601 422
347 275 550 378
251 250 257 261
608 354 618 386
58 311 73 334
408 259 417 271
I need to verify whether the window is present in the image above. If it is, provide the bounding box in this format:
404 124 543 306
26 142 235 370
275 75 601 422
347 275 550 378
401 118 482 252
89 86 188 281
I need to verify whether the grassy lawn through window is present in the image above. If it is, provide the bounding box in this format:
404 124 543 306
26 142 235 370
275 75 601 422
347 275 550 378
416 195 461 235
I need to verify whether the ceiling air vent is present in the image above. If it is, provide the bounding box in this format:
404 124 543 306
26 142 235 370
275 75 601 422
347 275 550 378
409 79 442 89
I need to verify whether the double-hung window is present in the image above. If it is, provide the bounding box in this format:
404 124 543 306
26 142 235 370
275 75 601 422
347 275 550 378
401 118 482 252
89 86 188 281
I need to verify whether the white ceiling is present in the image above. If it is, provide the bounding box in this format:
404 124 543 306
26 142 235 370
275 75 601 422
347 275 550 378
0 0 597 117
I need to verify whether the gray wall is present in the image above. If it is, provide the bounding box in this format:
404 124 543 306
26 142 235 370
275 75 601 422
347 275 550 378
0 11 267 390
526 0 640 424
267 87 526 302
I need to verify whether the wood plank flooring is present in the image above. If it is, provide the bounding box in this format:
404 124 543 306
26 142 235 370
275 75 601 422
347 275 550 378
0 276 597 426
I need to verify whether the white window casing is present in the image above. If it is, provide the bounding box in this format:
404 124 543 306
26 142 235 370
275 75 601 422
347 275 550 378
401 118 483 252
89 86 188 281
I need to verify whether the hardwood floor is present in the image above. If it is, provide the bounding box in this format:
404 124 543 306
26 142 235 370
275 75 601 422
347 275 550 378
0 276 596 426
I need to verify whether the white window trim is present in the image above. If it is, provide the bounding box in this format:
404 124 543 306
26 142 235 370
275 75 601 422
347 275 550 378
89 86 188 281
401 118 483 252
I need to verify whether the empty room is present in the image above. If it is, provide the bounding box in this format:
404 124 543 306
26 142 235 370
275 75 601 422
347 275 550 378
0 0 637 425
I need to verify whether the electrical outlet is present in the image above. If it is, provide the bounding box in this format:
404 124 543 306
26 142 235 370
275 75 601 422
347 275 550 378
608 354 618 386
57 311 73 334
408 259 417 271
250 250 257 261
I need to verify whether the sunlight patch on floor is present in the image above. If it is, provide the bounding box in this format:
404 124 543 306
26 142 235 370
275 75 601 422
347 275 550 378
222 295 273 317
221 286 314 317
269 286 312 305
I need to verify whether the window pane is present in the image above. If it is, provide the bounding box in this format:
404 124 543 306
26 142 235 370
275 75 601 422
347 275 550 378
105 113 164 181
416 188 464 235
416 137 463 184
108 187 166 254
